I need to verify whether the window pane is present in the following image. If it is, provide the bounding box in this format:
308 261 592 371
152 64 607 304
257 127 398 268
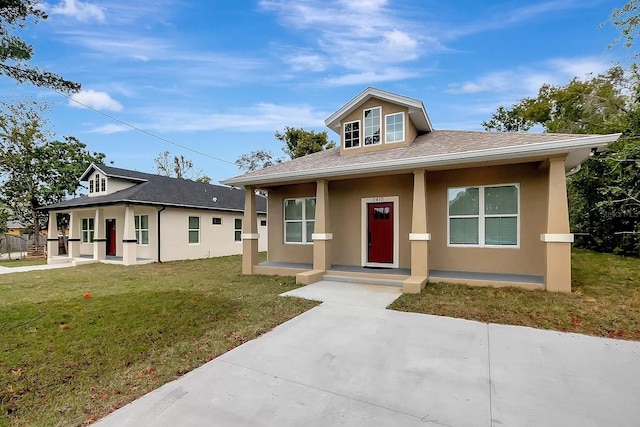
235 230 241 241
305 198 316 220
141 230 149 245
135 215 140 228
450 218 479 244
212 217 222 225
449 188 479 215
306 220 315 242
485 186 518 215
485 217 517 245
285 222 302 242
135 230 140 243
284 199 302 220
141 215 148 229
189 216 199 229
235 218 242 230
189 230 199 243
89 218 94 229
89 231 94 243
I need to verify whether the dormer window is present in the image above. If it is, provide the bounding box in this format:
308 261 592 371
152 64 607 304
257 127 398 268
95 174 100 192
385 112 404 143
101 178 106 192
363 107 381 146
89 180 94 193
343 120 360 149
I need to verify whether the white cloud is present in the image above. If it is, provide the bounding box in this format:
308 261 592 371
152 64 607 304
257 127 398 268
286 54 327 72
88 123 130 134
324 68 419 86
50 0 105 22
70 90 123 111
447 56 613 96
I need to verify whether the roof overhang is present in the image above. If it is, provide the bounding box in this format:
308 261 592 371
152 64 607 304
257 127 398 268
222 133 620 188
79 163 148 183
324 87 433 134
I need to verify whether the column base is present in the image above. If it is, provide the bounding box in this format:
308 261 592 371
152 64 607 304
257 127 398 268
296 270 325 285
403 276 427 294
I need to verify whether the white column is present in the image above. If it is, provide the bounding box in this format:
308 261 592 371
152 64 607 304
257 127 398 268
122 205 137 265
46 211 58 262
93 208 106 260
242 187 258 274
68 211 80 258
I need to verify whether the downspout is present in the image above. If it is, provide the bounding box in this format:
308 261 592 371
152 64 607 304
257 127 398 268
157 206 166 262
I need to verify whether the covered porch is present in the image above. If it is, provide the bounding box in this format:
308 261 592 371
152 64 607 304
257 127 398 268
240 158 573 294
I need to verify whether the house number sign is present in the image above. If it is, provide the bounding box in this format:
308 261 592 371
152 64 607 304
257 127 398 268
373 197 385 202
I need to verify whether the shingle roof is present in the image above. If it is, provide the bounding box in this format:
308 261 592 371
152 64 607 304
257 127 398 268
222 130 620 187
43 164 267 213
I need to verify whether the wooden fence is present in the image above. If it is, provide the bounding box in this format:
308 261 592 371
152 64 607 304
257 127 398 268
1 234 48 257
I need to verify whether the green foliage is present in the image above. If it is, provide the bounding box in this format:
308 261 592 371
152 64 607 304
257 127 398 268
0 0 80 92
275 126 336 159
0 98 105 236
483 66 640 255
610 0 640 55
235 149 284 172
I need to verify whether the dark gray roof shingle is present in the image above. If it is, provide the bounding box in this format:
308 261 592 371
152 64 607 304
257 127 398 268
44 164 266 213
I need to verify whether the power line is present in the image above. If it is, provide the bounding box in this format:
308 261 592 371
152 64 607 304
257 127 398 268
51 88 236 166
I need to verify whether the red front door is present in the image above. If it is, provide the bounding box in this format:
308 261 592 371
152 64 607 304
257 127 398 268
367 202 394 264
106 219 116 256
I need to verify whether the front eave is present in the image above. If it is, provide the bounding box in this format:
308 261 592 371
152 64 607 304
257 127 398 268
222 133 621 188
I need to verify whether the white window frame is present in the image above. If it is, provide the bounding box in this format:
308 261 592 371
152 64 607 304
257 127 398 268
385 112 405 143
188 216 200 245
135 214 149 245
234 218 242 242
343 120 361 149
363 106 382 146
447 184 520 248
81 218 94 243
212 217 222 226
89 179 94 193
94 174 100 193
101 178 106 192
284 197 316 245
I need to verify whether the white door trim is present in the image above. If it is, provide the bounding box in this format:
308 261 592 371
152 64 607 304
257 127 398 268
361 196 399 268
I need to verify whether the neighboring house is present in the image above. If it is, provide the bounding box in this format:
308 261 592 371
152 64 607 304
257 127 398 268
222 87 621 294
42 164 267 265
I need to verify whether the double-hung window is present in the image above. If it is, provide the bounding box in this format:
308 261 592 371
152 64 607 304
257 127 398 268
89 180 94 193
448 184 519 247
188 216 200 244
101 178 106 192
135 215 149 245
343 120 360 148
81 218 94 243
94 174 100 193
363 107 381 146
284 198 316 244
385 112 404 143
234 218 242 242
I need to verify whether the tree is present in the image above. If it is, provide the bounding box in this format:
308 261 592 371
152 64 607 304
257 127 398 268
275 127 336 159
482 104 535 132
235 149 284 172
1 0 80 92
482 66 640 254
153 150 211 183
0 99 104 237
610 1 640 57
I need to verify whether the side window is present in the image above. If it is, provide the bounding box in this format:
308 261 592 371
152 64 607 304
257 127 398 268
188 216 200 244
234 218 242 242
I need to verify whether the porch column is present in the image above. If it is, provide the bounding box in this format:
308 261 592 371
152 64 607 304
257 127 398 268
312 179 332 271
242 186 259 274
68 211 81 258
93 208 106 261
541 156 574 293
404 170 430 294
122 205 137 266
46 211 58 261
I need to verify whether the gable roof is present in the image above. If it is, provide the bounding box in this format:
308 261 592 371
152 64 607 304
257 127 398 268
43 164 267 213
324 87 433 134
222 130 620 187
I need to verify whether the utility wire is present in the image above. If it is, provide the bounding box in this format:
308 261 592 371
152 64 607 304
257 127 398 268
51 88 236 166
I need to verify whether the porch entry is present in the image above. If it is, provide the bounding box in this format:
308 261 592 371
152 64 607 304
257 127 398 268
367 202 394 264
106 219 116 256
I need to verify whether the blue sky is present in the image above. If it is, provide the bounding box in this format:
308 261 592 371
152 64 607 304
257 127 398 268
0 0 628 184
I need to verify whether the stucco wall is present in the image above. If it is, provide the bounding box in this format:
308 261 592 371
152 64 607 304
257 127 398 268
426 163 547 276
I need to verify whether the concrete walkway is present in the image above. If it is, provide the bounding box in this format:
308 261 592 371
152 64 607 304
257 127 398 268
95 281 640 427
0 262 75 275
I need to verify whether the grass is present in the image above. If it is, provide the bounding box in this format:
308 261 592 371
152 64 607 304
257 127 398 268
390 248 640 341
0 255 317 427
0 259 46 268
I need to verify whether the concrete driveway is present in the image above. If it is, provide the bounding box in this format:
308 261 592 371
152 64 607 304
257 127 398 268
95 281 640 427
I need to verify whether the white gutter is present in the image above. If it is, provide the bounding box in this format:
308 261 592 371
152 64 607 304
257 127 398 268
222 133 620 187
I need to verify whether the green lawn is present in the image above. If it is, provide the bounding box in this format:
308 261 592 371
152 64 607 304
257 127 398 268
0 259 46 268
390 248 640 341
0 255 317 427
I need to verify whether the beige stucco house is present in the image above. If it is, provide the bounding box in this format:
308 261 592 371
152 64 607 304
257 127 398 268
43 164 267 265
222 87 620 294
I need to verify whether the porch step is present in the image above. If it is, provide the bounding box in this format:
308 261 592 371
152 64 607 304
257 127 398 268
322 274 404 288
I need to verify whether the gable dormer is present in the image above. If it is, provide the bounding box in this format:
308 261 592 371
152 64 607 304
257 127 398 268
80 164 146 197
325 87 433 156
